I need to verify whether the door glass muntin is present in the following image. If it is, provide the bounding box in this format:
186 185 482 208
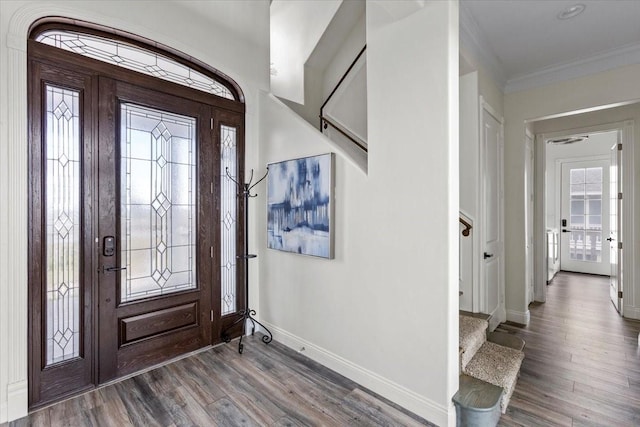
44 84 82 366
569 166 603 262
119 102 198 303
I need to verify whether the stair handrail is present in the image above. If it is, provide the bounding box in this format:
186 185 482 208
459 216 472 237
320 116 368 153
320 45 367 152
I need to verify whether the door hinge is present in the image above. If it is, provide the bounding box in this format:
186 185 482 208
211 118 214 130
618 192 623 200
618 290 623 299
210 246 214 258
210 310 214 322
618 242 623 250
211 182 214 194
618 143 622 151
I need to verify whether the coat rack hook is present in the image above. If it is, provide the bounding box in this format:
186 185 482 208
226 167 269 198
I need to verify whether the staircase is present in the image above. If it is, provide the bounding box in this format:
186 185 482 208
453 313 525 426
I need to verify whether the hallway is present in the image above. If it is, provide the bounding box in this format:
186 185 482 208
498 272 640 426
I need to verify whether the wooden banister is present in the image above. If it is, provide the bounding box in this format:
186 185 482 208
460 217 472 236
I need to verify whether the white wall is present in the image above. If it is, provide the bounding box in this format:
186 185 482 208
0 0 270 421
504 64 640 323
270 0 341 104
258 1 459 425
322 12 366 101
459 71 479 219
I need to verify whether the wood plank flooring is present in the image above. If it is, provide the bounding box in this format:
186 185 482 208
5 337 431 427
498 272 640 427
6 271 639 426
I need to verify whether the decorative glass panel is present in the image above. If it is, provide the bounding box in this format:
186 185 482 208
221 125 238 315
36 30 235 100
569 167 603 262
120 103 197 302
45 85 81 365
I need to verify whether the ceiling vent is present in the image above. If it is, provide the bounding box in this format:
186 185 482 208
546 135 589 145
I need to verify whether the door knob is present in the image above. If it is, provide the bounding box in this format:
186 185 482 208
606 237 614 242
484 252 494 259
562 229 571 233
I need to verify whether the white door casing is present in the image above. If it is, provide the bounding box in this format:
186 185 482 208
479 98 505 331
524 131 535 304
609 141 622 313
560 158 610 275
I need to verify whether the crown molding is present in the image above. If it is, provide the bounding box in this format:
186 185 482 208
505 41 640 94
459 2 506 88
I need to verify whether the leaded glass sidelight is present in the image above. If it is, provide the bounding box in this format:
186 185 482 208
36 30 235 101
45 85 81 365
120 103 197 302
221 125 238 315
569 167 603 262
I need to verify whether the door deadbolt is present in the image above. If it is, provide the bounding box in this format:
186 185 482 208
103 236 115 257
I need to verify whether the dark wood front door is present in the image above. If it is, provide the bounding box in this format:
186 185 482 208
28 39 244 409
96 78 214 382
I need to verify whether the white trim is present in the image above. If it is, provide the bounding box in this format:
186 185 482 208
6 381 28 422
478 97 506 327
506 309 530 326
3 16 29 423
623 305 640 321
533 134 547 302
261 322 451 427
620 121 635 320
459 3 507 89
505 42 640 94
480 96 503 125
524 131 535 305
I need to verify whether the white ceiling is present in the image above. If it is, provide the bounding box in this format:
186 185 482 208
461 0 640 92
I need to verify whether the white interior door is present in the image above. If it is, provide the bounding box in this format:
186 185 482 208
609 143 622 312
481 106 504 329
560 159 610 275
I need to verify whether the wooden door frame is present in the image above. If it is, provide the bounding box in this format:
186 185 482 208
27 35 246 408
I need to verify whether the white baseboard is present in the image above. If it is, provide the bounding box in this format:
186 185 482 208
0 400 7 424
7 379 28 422
260 321 452 427
506 309 530 326
623 305 640 321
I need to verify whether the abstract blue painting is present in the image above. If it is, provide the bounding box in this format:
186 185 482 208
267 153 334 258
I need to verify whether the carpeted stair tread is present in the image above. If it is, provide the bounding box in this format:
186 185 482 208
464 341 524 413
459 315 488 371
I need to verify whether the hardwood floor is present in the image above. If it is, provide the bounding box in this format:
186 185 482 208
498 272 640 427
5 337 431 427
6 271 639 426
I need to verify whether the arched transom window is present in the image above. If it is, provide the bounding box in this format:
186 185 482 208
36 29 237 100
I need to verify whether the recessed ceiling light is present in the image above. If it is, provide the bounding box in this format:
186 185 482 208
557 3 586 20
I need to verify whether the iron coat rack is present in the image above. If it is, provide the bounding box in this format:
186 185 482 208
220 167 273 354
